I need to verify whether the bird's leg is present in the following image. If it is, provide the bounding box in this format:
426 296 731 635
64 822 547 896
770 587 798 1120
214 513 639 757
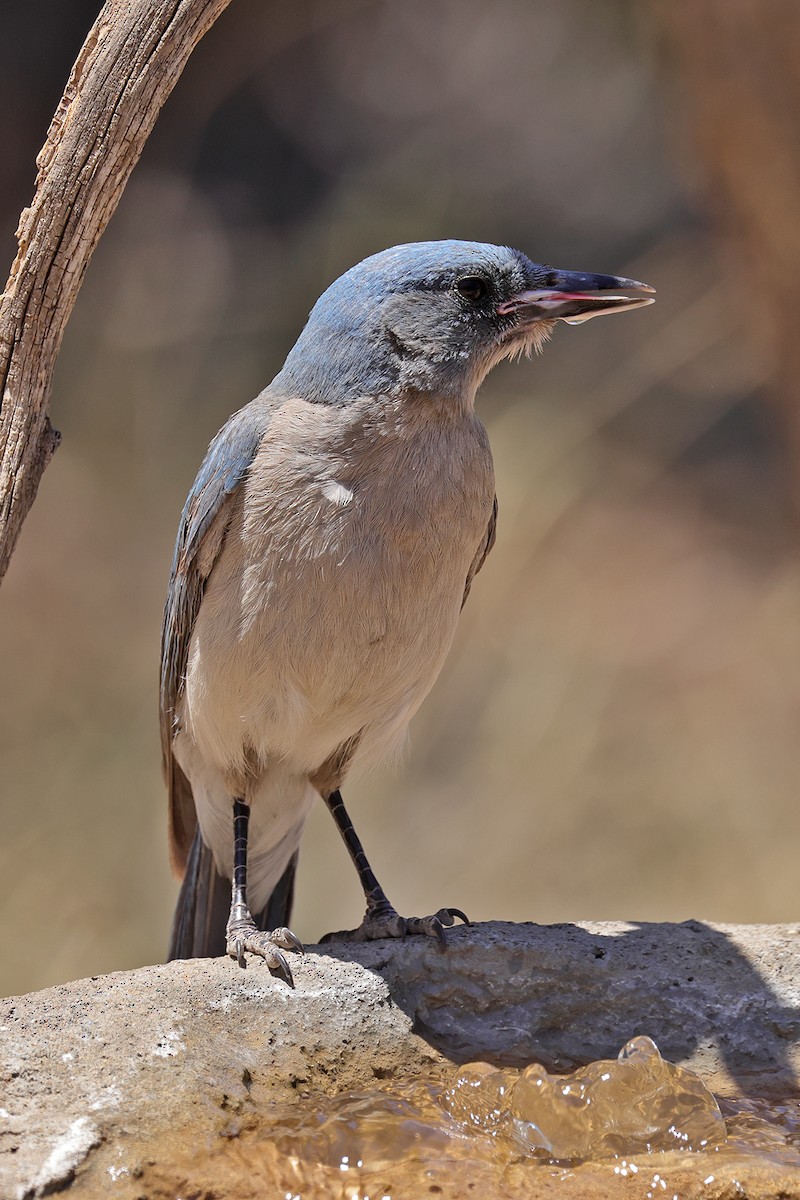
321 788 469 947
225 798 303 982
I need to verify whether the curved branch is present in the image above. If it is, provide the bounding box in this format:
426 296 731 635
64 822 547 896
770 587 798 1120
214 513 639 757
0 0 235 582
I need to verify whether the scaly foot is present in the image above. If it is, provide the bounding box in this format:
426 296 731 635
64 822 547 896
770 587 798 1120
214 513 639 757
226 915 304 983
321 904 470 948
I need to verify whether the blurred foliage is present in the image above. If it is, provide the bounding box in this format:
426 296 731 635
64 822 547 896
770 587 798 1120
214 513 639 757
1 0 799 998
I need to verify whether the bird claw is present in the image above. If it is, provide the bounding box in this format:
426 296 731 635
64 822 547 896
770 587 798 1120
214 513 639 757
267 947 294 987
270 926 305 954
321 904 470 948
406 907 472 948
226 918 303 984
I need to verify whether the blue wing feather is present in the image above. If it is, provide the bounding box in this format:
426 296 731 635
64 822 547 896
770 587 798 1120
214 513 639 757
462 495 497 607
160 399 270 870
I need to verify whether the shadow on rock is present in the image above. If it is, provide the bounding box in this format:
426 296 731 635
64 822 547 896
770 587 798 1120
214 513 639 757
314 919 800 1096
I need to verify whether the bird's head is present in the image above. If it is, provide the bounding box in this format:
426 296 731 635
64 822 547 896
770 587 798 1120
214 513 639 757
275 241 654 407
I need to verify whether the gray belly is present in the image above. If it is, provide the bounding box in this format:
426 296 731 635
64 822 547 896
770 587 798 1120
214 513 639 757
181 410 495 780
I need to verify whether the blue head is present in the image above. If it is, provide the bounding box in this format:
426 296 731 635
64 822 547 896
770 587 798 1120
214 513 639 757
273 241 654 406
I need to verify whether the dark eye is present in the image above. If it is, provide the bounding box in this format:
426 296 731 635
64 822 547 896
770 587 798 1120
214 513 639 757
456 275 489 302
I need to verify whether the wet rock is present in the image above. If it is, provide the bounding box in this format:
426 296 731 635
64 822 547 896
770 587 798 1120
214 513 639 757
1 920 800 1198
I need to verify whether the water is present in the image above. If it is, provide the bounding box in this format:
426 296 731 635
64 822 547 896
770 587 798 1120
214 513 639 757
125 1037 800 1199
442 1036 726 1159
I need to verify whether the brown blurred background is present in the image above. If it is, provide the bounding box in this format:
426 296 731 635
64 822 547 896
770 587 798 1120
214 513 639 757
2 0 799 998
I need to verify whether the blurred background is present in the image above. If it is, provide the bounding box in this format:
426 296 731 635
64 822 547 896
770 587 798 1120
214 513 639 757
2 0 799 998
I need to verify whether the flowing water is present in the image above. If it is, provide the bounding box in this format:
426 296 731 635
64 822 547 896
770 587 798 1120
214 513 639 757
125 1037 800 1199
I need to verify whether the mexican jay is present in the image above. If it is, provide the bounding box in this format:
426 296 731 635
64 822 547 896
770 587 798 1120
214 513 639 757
161 240 654 979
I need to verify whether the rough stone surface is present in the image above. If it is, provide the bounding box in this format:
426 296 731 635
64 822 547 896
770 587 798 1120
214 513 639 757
2 920 800 1197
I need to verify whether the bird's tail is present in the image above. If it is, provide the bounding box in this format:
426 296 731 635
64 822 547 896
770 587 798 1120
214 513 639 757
168 827 229 959
167 826 299 959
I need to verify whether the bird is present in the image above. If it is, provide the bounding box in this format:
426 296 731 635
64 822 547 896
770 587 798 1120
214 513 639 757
161 240 654 979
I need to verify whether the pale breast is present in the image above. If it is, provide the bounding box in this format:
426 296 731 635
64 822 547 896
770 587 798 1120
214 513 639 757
182 394 495 777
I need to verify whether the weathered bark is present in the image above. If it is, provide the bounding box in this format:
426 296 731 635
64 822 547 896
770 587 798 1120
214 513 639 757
657 1 800 509
0 0 235 583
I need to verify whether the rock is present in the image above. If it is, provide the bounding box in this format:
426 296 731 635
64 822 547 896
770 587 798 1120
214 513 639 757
2 920 800 1198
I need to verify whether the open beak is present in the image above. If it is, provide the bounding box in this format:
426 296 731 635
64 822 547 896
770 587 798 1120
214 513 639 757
497 269 656 326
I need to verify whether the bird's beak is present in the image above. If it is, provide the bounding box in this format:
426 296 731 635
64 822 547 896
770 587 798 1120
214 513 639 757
497 269 656 326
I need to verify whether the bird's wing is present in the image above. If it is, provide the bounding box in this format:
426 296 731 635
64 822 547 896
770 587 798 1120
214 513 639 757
462 495 498 608
160 400 269 875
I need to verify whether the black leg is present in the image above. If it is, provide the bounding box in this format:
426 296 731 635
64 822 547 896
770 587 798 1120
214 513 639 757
225 797 304 981
324 789 398 920
322 788 470 947
229 797 250 928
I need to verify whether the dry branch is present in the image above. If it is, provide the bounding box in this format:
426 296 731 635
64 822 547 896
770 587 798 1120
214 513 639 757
0 0 235 583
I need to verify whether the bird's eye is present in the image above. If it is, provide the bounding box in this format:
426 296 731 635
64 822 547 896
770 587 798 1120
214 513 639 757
456 275 489 302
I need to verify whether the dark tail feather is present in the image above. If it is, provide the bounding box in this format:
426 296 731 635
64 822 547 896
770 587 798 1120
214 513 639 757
255 851 298 932
168 827 229 959
168 831 300 960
